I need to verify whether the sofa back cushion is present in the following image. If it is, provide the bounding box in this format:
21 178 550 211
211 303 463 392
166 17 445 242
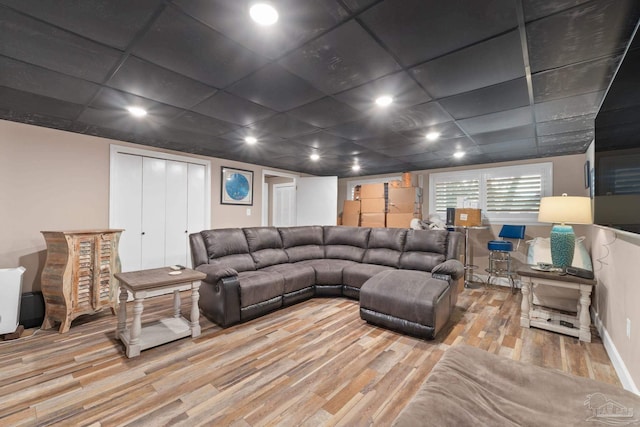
279 226 324 262
363 227 407 267
399 229 448 271
201 228 255 272
243 227 288 268
324 226 370 262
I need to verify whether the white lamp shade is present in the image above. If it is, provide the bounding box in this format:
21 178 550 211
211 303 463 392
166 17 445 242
538 195 592 225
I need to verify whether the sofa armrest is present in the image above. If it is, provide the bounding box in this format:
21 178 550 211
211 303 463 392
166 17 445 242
196 264 238 284
198 273 241 327
432 259 464 281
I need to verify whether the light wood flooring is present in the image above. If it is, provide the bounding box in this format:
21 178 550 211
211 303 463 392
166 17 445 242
0 284 620 426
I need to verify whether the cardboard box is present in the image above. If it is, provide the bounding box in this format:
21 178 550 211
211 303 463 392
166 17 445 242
343 200 361 215
360 183 387 199
386 213 421 229
387 202 419 214
388 187 422 204
353 185 361 200
360 212 385 228
454 208 482 226
342 213 360 226
389 180 402 188
360 197 386 213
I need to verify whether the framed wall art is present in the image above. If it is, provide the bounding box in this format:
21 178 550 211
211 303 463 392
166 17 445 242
221 166 253 205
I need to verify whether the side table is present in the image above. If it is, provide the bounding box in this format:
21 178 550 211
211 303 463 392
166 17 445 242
114 267 206 358
517 266 596 342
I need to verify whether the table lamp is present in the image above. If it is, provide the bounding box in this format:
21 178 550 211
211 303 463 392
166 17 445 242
538 194 592 268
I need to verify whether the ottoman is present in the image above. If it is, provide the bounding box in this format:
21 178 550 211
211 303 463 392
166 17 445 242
359 270 451 339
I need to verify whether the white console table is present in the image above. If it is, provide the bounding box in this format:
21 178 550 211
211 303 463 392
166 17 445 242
115 267 206 358
518 266 596 342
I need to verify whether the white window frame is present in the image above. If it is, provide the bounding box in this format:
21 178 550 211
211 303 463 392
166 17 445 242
429 162 553 225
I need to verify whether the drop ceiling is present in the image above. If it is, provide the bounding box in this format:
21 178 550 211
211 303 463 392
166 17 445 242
1 0 639 177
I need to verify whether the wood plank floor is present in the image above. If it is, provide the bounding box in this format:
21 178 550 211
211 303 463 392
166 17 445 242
0 284 620 426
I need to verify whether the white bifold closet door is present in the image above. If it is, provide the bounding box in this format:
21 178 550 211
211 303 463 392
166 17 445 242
111 152 207 272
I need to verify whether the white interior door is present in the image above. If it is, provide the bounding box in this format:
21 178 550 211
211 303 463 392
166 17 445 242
165 160 188 267
296 176 338 226
141 157 167 269
273 183 296 227
187 163 206 268
112 153 143 272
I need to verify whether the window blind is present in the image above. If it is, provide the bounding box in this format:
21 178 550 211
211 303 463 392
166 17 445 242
486 175 542 213
434 179 480 215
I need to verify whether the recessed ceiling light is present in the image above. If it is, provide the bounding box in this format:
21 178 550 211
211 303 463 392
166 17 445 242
245 136 257 144
375 95 393 107
249 3 279 26
352 164 361 171
127 106 147 117
453 151 465 159
426 132 440 141
310 153 320 161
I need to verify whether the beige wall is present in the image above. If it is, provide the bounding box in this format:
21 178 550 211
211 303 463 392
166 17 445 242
0 119 297 293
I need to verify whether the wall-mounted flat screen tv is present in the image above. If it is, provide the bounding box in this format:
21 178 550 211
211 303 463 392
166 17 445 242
594 23 640 234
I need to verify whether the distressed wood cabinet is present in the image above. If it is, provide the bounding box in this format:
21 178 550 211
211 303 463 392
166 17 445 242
41 229 123 333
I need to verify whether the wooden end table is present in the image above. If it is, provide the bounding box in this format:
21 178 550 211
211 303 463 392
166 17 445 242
517 266 596 342
114 267 206 358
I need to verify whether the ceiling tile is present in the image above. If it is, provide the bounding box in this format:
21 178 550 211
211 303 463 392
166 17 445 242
536 114 595 136
0 86 83 120
351 134 412 151
479 138 538 154
522 0 592 22
132 7 267 88
341 0 378 13
76 106 168 135
471 125 535 145
538 129 594 146
192 91 276 125
249 114 320 138
360 0 518 66
406 158 453 170
89 88 184 121
0 56 99 105
108 56 217 109
333 71 430 113
371 142 434 158
488 148 540 161
173 0 347 59
279 20 400 94
0 8 122 82
325 116 391 140
532 55 619 103
285 97 362 128
292 131 353 149
387 102 453 132
164 111 239 136
411 30 525 98
534 91 604 122
457 106 533 135
0 0 165 50
318 141 368 156
527 0 640 73
399 120 467 142
227 63 325 111
439 78 530 119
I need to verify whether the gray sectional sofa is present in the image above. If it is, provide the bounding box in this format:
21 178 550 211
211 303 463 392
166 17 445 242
189 226 463 338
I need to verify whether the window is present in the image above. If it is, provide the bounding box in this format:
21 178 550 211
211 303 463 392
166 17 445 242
429 163 552 224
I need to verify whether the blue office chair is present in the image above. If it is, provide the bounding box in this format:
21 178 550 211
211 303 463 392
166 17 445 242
486 225 526 292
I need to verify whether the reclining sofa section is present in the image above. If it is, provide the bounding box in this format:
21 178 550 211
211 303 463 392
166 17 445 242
190 226 463 333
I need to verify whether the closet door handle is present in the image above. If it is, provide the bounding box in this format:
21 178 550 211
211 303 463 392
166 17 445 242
141 232 146 235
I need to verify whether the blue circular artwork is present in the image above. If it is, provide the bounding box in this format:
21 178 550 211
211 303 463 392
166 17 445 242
225 173 250 201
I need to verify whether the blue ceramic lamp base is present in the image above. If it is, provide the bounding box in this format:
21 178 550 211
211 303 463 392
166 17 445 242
550 224 575 268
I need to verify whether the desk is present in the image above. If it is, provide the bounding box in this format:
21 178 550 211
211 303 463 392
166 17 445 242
455 225 489 288
115 267 206 358
517 266 596 342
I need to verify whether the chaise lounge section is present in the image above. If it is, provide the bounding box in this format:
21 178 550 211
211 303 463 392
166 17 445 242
189 226 463 338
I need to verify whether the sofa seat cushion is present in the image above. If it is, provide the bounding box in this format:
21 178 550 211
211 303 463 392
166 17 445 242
342 263 396 289
296 259 358 285
261 263 315 293
360 270 450 339
237 271 284 308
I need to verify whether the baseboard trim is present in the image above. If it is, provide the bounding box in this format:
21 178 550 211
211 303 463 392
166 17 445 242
591 308 639 395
